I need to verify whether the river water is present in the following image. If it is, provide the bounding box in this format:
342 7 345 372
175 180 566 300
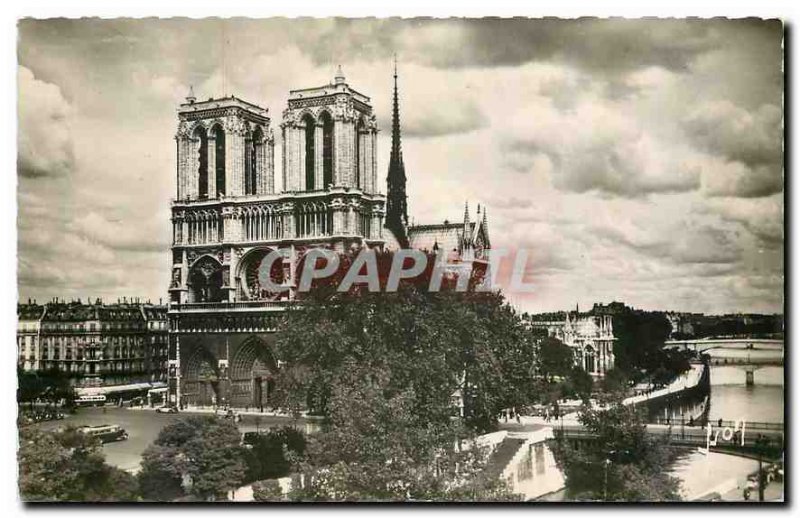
667 365 784 500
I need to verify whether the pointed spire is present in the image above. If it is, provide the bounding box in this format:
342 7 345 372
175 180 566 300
186 85 196 104
481 207 489 245
335 65 345 85
385 55 409 247
462 201 471 235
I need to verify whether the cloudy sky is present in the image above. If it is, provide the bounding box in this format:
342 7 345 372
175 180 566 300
17 18 783 314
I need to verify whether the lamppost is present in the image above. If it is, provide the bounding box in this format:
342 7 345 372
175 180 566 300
754 435 771 502
681 411 685 440
603 458 611 501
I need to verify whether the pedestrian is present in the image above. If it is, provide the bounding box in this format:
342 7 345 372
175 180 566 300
718 418 723 428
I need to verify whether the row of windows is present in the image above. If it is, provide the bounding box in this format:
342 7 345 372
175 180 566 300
38 322 165 332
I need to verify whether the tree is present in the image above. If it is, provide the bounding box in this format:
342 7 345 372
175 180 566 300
551 401 681 501
599 367 629 396
17 367 74 409
273 271 537 433
18 426 138 501
612 310 673 379
288 364 518 501
538 336 574 382
138 416 247 501
566 367 594 402
244 426 306 482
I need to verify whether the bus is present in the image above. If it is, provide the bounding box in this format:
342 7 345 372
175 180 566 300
77 424 129 443
76 394 107 407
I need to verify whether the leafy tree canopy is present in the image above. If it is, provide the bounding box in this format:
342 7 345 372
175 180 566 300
274 274 537 433
537 336 574 381
18 426 138 502
138 416 247 501
288 364 518 501
551 402 682 501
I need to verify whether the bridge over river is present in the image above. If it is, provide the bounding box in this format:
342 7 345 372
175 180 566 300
665 338 783 386
664 338 783 353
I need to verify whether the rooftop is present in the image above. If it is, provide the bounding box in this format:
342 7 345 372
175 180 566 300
178 95 270 118
408 222 476 254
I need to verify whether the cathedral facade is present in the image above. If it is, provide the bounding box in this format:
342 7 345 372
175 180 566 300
167 67 490 409
529 309 616 378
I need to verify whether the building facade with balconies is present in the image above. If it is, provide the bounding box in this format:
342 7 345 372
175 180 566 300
16 300 168 396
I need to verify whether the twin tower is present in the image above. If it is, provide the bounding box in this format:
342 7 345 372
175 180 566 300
174 67 379 201
170 68 388 305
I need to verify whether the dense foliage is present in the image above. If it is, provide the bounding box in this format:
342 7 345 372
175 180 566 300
551 402 682 501
18 426 138 501
270 253 534 500
537 336 575 382
612 310 691 384
288 364 518 501
244 426 306 482
138 416 247 501
275 285 536 433
17 367 74 408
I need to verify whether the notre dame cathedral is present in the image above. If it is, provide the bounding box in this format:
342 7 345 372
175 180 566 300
167 65 491 409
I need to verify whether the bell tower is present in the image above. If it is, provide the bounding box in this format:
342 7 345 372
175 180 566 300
280 67 379 194
175 93 275 200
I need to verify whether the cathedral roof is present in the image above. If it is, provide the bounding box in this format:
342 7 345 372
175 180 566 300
408 222 477 255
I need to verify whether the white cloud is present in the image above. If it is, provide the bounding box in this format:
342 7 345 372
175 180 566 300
17 66 75 178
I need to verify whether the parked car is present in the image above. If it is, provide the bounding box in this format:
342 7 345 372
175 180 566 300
155 405 179 414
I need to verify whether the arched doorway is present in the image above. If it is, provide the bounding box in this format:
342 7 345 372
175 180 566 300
182 346 220 407
229 337 279 409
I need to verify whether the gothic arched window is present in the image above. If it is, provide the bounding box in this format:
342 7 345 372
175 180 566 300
584 346 596 374
211 124 225 197
303 113 316 190
320 111 334 188
247 127 263 195
355 117 365 189
194 126 208 198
